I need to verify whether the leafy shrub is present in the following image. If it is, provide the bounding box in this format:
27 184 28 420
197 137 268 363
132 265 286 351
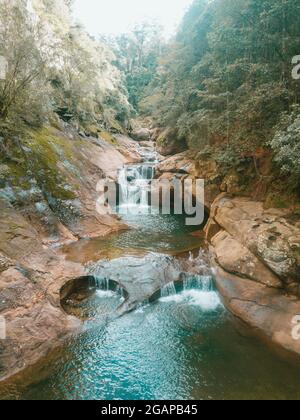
270 108 300 188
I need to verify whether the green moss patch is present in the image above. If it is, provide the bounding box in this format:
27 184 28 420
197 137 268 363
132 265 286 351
23 127 78 201
99 131 118 146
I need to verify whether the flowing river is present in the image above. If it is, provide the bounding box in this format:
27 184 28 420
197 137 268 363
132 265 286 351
2 144 300 400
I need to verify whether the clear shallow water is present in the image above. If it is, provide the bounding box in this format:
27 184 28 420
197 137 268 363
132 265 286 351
114 210 205 252
62 160 206 264
2 156 300 400
61 212 205 264
4 288 300 400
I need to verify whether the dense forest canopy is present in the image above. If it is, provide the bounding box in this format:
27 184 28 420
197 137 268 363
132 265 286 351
111 0 300 193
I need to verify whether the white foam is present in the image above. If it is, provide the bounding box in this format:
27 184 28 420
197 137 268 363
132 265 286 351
160 290 221 311
96 290 116 299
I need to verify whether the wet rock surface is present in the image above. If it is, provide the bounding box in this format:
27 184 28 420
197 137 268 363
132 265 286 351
0 127 141 246
0 198 84 380
0 129 144 381
206 194 300 359
88 253 211 314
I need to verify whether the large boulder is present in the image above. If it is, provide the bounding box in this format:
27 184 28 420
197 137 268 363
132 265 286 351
207 196 300 289
131 128 151 142
0 199 83 380
156 128 188 156
156 152 221 209
211 231 282 288
206 194 300 360
214 264 300 361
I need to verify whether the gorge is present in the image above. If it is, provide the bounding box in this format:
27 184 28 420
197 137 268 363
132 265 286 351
0 0 300 401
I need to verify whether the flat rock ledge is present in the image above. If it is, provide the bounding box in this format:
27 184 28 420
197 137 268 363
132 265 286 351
206 194 300 361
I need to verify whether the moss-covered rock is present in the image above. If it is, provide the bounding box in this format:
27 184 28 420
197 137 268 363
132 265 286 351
0 124 139 244
99 131 118 145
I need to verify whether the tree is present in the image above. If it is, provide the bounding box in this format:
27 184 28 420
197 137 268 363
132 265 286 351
0 1 49 126
271 107 300 188
141 0 300 154
112 21 165 110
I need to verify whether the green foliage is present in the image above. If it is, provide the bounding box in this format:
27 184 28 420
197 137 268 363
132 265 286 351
140 0 300 184
270 107 300 188
110 22 165 111
0 0 131 143
0 1 51 134
215 145 248 174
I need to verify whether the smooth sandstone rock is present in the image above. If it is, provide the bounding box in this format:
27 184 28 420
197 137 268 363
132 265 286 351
0 130 143 381
210 196 300 283
0 200 83 380
207 194 300 360
213 263 300 361
212 231 282 288
131 128 151 142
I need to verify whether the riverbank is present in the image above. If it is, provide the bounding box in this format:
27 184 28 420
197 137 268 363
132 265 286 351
206 194 300 361
155 146 300 362
0 126 142 380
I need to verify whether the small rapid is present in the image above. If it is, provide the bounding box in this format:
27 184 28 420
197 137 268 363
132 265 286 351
160 276 221 312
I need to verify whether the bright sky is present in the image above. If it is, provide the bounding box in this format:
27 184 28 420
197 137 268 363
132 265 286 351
73 0 194 37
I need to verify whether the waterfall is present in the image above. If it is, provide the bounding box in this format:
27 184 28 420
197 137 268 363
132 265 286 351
161 282 177 298
117 141 158 216
95 276 110 291
159 275 220 310
183 275 214 292
161 275 214 298
118 164 155 213
117 286 125 299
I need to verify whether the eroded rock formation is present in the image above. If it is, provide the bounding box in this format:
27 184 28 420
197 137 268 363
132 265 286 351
0 129 142 380
206 194 300 359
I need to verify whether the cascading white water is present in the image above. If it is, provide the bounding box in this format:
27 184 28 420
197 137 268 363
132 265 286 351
94 276 126 302
160 275 220 311
183 275 214 292
118 149 157 214
95 276 110 290
161 275 214 298
161 282 177 298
